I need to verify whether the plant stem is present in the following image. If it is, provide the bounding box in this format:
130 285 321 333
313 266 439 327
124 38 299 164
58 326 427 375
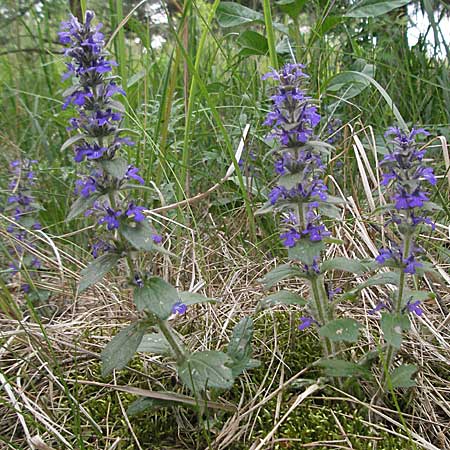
383 232 413 381
262 0 278 69
311 274 333 357
156 317 186 364
107 192 135 275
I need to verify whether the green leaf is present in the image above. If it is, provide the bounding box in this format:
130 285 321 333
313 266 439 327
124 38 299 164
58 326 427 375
237 30 268 56
259 264 307 289
278 173 303 189
381 312 411 349
216 1 287 33
216 2 263 28
390 364 417 388
260 290 307 309
326 64 375 101
133 277 178 319
403 290 434 308
127 397 164 416
178 291 217 306
316 359 372 380
178 351 234 392
137 331 183 356
227 317 254 377
276 0 306 19
288 239 324 266
79 252 121 293
60 133 85 152
67 193 101 221
321 257 369 275
101 157 129 179
319 318 361 343
120 221 173 256
101 321 146 376
345 0 411 18
318 202 341 220
359 271 401 289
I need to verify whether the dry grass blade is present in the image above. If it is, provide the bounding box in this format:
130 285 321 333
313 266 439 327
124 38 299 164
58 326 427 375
72 380 237 412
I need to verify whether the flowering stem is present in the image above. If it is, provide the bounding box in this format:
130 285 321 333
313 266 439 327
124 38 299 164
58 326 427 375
107 191 135 275
383 231 413 383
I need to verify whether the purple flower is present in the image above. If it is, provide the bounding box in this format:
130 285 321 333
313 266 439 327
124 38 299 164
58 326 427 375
303 258 321 274
406 300 423 316
98 205 122 230
91 239 112 258
75 177 97 197
152 234 163 244
125 166 144 184
74 143 107 162
298 316 317 330
105 82 126 97
280 229 301 247
125 203 146 223
263 64 320 147
376 245 423 274
172 302 187 315
368 302 387 315
269 186 287 205
134 274 144 288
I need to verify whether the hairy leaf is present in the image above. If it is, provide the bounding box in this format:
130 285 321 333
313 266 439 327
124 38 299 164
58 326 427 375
321 257 369 275
345 0 411 18
227 317 254 377
178 291 217 306
390 364 417 388
101 157 129 179
260 290 307 309
319 318 361 343
79 252 121 292
259 264 307 289
178 351 235 392
134 277 178 319
137 331 183 356
317 359 372 380
101 321 146 376
381 312 411 349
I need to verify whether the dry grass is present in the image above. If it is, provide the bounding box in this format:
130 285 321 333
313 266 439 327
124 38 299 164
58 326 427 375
1 130 449 449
